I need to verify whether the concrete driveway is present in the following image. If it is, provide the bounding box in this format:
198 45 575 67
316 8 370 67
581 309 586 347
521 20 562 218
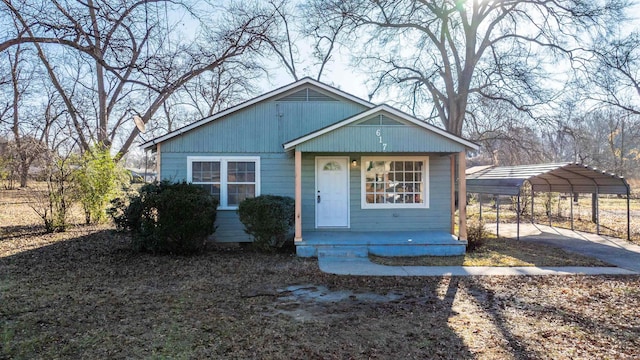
488 223 640 272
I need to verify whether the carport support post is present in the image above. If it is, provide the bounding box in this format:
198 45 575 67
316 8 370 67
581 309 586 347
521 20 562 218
595 188 600 235
517 192 520 241
570 186 574 231
627 186 631 241
531 187 535 224
458 151 467 241
548 191 552 227
294 150 302 242
496 195 500 238
591 193 597 223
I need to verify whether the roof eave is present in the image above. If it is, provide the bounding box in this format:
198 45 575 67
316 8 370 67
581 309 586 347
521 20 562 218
283 104 480 151
140 77 376 149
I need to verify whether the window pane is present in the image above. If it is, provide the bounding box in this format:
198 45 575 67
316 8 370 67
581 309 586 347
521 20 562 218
363 159 425 207
192 161 220 182
227 184 255 206
228 161 255 183
405 162 413 171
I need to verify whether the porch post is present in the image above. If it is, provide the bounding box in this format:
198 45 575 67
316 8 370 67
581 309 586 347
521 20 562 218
294 150 303 242
450 155 456 234
458 151 467 241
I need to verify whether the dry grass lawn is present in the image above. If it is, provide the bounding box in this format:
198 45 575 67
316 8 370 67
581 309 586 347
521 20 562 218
371 236 612 267
2 188 640 359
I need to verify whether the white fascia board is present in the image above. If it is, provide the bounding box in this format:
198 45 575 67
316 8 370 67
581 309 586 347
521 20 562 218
283 104 480 151
377 105 480 150
283 106 384 150
141 77 374 150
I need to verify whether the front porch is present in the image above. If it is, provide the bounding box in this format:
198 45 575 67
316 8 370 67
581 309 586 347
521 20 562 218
296 231 468 258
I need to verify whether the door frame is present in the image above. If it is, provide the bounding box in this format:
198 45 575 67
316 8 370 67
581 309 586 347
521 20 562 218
314 156 350 228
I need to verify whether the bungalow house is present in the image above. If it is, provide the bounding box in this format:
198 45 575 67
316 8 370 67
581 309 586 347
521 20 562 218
141 78 479 257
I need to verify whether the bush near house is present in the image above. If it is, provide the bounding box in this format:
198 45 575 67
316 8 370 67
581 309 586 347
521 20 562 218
110 181 218 255
466 218 489 251
238 195 295 252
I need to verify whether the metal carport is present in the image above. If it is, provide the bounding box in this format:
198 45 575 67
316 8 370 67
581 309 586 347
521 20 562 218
466 163 632 240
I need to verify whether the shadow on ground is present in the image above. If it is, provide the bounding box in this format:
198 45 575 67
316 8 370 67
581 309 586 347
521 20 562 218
2 226 640 359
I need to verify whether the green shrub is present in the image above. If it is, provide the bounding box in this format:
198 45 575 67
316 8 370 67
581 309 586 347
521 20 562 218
75 145 128 224
238 195 295 252
109 181 218 255
466 218 489 252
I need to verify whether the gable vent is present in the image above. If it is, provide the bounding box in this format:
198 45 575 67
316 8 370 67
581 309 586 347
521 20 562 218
357 114 406 126
277 88 338 102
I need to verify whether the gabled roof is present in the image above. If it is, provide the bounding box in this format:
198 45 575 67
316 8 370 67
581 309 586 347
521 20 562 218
141 77 374 150
283 104 480 151
466 163 630 195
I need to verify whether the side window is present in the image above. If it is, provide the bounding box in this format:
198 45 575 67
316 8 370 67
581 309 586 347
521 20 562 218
188 157 260 209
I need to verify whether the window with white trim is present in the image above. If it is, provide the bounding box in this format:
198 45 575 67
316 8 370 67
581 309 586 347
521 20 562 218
187 156 260 209
361 156 429 209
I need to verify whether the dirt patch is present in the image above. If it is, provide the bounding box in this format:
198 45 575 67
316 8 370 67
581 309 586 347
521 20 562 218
254 284 405 322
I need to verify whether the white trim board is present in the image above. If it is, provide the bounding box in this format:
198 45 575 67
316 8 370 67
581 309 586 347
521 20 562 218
141 78 374 150
283 104 479 151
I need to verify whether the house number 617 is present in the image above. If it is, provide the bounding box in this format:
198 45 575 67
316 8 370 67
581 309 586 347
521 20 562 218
376 129 387 151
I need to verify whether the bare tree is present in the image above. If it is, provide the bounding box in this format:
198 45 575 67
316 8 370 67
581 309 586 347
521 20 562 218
299 0 352 81
4 44 55 187
587 31 640 115
321 0 629 136
465 97 547 166
256 0 352 82
0 0 278 159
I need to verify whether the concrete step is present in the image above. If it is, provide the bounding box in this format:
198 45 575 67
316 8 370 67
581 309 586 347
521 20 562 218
317 246 369 259
368 243 466 257
298 242 466 258
296 231 467 258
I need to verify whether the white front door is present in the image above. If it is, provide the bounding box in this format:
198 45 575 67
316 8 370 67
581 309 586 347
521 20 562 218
316 157 349 227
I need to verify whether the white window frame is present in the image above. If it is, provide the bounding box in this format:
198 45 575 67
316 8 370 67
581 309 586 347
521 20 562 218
361 156 429 209
187 156 261 210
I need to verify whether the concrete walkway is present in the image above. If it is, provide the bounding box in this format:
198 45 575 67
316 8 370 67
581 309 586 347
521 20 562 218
317 224 640 276
318 258 636 276
491 223 640 272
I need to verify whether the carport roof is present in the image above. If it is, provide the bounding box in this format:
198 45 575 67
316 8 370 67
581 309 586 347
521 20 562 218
466 163 630 195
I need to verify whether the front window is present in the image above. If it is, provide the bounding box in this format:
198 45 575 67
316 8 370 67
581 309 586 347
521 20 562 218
188 156 260 209
361 156 429 209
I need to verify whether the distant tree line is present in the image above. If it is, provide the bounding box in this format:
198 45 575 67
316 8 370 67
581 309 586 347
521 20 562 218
1 0 639 187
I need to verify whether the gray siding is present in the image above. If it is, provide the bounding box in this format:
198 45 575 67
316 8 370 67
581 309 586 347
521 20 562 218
296 125 466 153
156 86 459 242
161 152 295 242
161 100 368 153
301 153 452 233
